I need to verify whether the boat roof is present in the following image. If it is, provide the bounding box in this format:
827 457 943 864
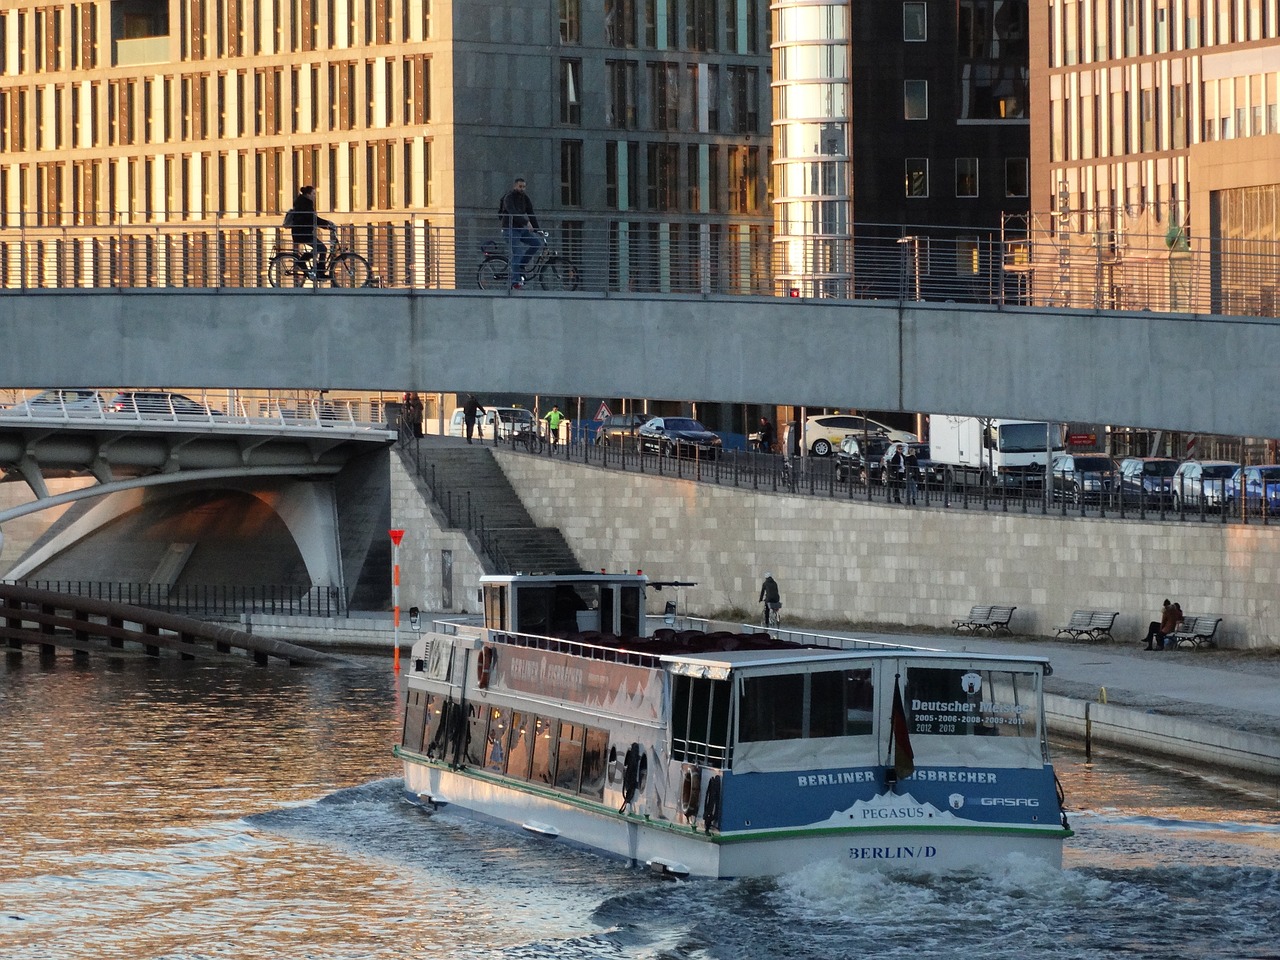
663 647 1053 675
480 572 649 585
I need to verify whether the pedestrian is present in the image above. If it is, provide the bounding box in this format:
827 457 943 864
888 443 907 503
408 392 424 437
904 444 920 504
1141 598 1181 651
497 177 544 289
758 572 781 627
757 416 776 453
543 404 566 448
290 185 335 278
462 394 485 444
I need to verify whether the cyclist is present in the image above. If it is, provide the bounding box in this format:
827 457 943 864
755 415 776 453
759 572 781 627
498 177 544 289
291 185 335 278
543 404 566 449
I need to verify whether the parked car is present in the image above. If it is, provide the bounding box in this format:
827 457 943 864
447 405 535 440
1171 460 1236 512
1117 457 1179 507
637 417 722 459
2 388 105 417
1226 464 1280 515
594 413 653 446
835 433 892 483
882 441 944 489
1050 453 1116 504
108 391 222 418
804 414 916 457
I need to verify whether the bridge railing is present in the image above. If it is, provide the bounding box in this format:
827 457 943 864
2 215 1275 318
3 580 343 618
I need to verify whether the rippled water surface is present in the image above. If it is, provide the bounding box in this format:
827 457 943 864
2 654 1277 960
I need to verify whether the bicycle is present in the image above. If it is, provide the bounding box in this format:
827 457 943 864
762 602 782 630
477 232 581 291
508 418 545 454
268 226 373 288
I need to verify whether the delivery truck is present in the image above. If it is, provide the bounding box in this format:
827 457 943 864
928 416 1065 490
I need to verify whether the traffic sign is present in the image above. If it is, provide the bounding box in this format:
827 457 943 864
595 402 612 421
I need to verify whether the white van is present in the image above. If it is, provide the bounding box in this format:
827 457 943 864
448 405 535 440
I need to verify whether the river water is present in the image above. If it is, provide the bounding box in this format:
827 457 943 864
1 653 1277 960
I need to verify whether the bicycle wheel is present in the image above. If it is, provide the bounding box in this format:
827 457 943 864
330 252 371 287
477 257 510 290
268 253 307 288
539 255 581 292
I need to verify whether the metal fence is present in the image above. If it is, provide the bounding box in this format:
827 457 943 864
3 580 343 617
2 214 1276 318
465 432 1280 527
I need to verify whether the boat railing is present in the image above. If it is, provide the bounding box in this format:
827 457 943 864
679 616 944 652
488 628 667 670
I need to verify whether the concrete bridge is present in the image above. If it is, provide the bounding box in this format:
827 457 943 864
2 288 1277 439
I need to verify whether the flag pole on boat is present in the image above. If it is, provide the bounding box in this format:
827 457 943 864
390 529 405 672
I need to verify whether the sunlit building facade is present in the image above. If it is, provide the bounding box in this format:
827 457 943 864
0 0 774 291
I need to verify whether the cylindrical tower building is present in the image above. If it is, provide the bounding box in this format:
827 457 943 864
770 0 852 298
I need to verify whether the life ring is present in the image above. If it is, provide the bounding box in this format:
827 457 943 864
702 774 722 833
476 646 496 689
680 766 703 819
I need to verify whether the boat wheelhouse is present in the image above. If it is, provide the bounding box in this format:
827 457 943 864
396 572 1071 878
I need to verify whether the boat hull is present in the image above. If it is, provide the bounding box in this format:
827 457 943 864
400 751 1066 878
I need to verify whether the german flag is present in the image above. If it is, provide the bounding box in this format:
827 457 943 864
890 673 915 782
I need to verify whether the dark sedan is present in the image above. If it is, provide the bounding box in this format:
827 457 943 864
1051 454 1116 504
637 417 723 459
108 391 222 419
1117 457 1179 507
594 413 653 446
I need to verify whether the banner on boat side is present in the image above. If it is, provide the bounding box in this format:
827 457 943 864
490 642 664 722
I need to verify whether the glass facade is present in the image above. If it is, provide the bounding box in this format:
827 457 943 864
770 0 851 297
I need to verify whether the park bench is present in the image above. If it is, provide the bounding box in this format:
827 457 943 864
1168 615 1222 649
1054 609 1119 643
953 604 1017 636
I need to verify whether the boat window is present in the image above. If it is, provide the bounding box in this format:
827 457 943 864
600 585 616 634
402 688 428 753
739 668 874 742
580 728 609 799
671 675 733 765
904 666 1039 739
506 711 536 779
619 585 642 636
516 585 590 636
554 722 586 792
740 674 804 741
530 716 558 784
483 584 508 630
420 693 444 755
464 701 489 766
483 707 512 772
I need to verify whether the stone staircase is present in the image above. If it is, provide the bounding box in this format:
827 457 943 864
404 440 581 575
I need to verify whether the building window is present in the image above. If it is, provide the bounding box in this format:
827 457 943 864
956 158 978 197
560 59 582 124
727 65 758 133
903 2 926 40
647 142 678 210
687 0 718 51
606 140 639 210
560 140 583 206
1005 158 1028 198
648 61 678 129
560 0 580 43
904 80 927 119
644 0 678 48
606 60 639 128
608 0 637 47
905 158 928 197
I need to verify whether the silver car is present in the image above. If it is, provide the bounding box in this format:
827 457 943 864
1171 460 1236 512
1 389 105 418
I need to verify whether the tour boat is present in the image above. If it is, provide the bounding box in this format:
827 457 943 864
395 572 1072 878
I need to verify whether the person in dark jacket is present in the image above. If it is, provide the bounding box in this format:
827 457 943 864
291 185 335 277
498 177 545 288
462 394 485 444
759 573 781 626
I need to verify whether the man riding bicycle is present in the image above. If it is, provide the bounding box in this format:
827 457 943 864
498 177 544 289
290 185 335 278
759 573 781 626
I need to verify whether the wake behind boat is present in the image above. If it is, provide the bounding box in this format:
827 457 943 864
395 572 1072 878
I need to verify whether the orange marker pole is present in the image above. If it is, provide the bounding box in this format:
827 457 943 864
390 529 405 672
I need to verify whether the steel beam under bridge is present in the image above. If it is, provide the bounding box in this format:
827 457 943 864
3 289 1278 438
